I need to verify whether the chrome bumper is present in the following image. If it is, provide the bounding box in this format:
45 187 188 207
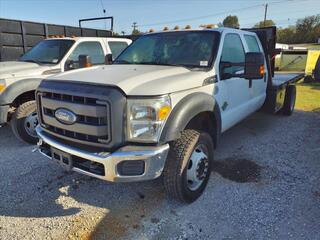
36 126 169 182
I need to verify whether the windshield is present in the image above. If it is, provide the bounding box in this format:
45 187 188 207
114 31 220 69
20 39 75 64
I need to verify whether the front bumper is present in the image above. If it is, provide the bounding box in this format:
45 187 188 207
36 126 169 182
0 105 9 125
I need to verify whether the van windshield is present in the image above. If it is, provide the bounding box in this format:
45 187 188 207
114 31 220 69
20 39 75 64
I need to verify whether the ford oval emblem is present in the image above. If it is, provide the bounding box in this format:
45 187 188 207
54 108 77 125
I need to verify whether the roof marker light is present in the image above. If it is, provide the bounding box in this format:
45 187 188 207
173 26 179 30
200 24 218 29
184 25 191 30
163 26 169 31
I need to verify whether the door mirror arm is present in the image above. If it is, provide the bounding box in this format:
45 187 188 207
105 54 113 65
64 60 74 71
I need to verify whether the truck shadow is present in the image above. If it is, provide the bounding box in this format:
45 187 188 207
212 158 262 183
0 110 318 239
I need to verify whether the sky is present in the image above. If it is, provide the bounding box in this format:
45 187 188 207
0 0 319 34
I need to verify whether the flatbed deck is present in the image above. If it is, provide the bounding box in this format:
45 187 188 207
265 72 305 113
272 72 305 87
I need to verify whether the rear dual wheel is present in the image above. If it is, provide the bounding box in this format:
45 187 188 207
282 85 296 116
163 129 214 203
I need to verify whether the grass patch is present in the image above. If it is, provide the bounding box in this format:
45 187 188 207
296 81 320 112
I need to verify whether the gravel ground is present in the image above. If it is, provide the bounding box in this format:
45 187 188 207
0 110 319 240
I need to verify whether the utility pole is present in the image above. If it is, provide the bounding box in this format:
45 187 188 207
132 22 138 31
263 3 268 27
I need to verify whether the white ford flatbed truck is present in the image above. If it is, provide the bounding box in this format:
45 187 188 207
0 36 131 143
35 26 304 203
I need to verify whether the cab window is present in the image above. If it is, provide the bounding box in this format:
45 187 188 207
68 42 105 65
244 35 261 52
220 33 245 75
108 41 129 60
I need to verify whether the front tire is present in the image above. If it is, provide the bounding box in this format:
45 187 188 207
11 100 38 144
163 129 214 203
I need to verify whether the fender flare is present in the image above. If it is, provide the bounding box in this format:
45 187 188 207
160 92 221 146
0 78 42 105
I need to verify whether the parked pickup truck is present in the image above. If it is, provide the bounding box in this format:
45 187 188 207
35 26 304 203
0 36 132 143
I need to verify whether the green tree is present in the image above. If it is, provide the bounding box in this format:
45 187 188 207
295 14 320 43
254 19 275 28
277 26 296 44
276 15 320 44
222 15 240 28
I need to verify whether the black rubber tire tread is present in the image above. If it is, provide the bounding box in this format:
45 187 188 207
11 100 38 144
163 129 213 203
282 85 296 116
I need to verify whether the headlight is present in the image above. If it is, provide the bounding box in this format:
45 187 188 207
127 95 171 143
0 79 6 93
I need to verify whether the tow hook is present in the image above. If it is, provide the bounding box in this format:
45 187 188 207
32 139 43 153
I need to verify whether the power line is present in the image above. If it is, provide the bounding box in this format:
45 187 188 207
139 4 264 27
139 0 308 28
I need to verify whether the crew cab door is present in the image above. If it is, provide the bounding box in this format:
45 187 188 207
243 34 268 107
216 33 251 131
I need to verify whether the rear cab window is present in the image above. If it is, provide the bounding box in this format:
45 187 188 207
108 41 129 60
244 35 261 52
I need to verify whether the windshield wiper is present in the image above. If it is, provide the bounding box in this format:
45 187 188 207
113 59 132 64
137 62 194 70
21 59 42 65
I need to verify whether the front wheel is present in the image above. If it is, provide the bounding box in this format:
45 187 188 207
11 100 39 144
163 129 214 203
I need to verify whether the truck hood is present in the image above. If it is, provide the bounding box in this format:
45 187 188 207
0 61 52 79
49 64 210 95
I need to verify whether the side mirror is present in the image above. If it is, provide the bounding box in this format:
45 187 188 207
105 54 113 65
244 52 265 80
78 55 92 68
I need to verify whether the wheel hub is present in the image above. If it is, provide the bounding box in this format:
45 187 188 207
24 112 38 138
187 144 209 191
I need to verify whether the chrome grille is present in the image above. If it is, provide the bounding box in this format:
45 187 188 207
38 91 111 147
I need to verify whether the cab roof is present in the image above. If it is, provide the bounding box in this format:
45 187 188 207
145 27 254 35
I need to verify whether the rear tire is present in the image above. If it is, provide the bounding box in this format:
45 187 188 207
282 85 296 116
163 129 214 203
11 100 38 144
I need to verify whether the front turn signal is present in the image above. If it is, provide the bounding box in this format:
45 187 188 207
158 105 171 121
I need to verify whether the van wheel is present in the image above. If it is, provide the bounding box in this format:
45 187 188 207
163 129 213 203
11 100 38 144
282 85 296 116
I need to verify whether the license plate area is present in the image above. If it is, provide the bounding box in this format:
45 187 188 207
51 147 73 171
